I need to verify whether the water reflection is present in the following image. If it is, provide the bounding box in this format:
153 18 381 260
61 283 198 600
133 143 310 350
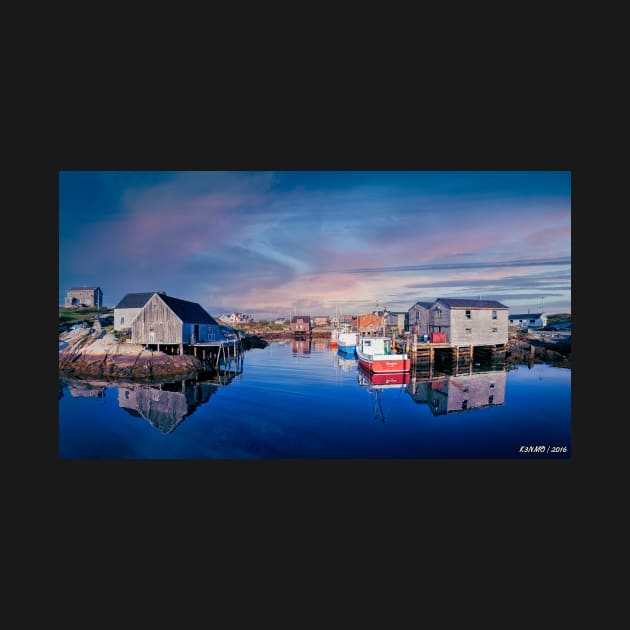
291 338 332 355
67 380 106 400
356 361 508 421
336 348 357 371
291 338 311 355
357 364 410 423
406 367 507 416
60 369 240 434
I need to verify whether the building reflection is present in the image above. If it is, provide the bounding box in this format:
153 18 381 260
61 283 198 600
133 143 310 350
405 366 507 416
291 338 311 355
311 338 330 353
118 370 239 433
60 367 240 434
66 381 106 399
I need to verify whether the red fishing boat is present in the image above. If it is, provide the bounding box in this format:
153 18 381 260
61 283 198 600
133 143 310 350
357 365 410 386
355 336 410 373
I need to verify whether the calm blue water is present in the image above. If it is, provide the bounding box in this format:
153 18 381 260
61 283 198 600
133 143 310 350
58 340 571 459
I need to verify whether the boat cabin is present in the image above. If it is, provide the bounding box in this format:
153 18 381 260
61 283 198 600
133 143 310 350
358 336 393 356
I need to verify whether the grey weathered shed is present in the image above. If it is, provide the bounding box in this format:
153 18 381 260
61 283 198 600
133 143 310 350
429 298 509 346
114 292 163 331
408 301 434 336
131 293 222 346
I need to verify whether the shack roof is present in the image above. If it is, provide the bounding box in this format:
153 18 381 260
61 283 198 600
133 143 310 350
159 294 218 325
436 298 508 309
115 292 159 309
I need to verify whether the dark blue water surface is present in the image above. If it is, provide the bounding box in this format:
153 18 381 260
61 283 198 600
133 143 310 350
58 340 571 459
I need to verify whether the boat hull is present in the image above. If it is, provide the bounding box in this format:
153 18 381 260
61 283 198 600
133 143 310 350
337 343 356 353
337 331 357 352
357 364 410 385
355 348 410 373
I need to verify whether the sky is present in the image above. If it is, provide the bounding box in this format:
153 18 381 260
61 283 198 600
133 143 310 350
59 171 571 318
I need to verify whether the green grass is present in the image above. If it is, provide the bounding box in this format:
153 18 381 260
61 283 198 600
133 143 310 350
59 307 113 329
546 313 571 324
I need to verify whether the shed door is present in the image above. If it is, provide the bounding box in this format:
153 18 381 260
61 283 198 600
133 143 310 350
193 324 199 344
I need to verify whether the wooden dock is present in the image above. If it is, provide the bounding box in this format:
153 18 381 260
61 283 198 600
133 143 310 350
191 338 244 371
392 334 507 374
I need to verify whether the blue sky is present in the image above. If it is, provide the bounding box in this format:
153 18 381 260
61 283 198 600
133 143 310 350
59 171 571 318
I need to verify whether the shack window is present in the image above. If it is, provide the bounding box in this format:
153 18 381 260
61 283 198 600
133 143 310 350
149 325 155 332
120 316 124 325
492 327 497 333
435 308 441 319
530 319 536 324
465 327 472 334
492 310 497 319
465 310 471 319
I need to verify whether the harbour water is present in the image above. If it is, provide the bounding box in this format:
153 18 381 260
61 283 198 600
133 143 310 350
58 339 571 459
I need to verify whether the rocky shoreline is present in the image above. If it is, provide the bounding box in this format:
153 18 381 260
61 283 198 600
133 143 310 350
58 320 270 380
59 328 204 380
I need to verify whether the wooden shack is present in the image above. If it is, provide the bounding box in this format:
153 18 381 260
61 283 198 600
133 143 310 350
114 291 164 331
428 298 509 346
130 293 222 352
408 301 433 336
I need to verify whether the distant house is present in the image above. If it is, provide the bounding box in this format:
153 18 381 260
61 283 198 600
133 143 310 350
114 292 165 331
312 316 330 327
218 312 253 325
428 298 509 346
357 311 386 334
291 315 311 335
131 293 223 351
64 286 103 309
274 317 287 325
508 313 548 328
408 301 434 336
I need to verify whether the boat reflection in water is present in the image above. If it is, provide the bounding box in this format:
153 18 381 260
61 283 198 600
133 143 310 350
357 363 410 423
406 365 507 416
335 348 357 371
